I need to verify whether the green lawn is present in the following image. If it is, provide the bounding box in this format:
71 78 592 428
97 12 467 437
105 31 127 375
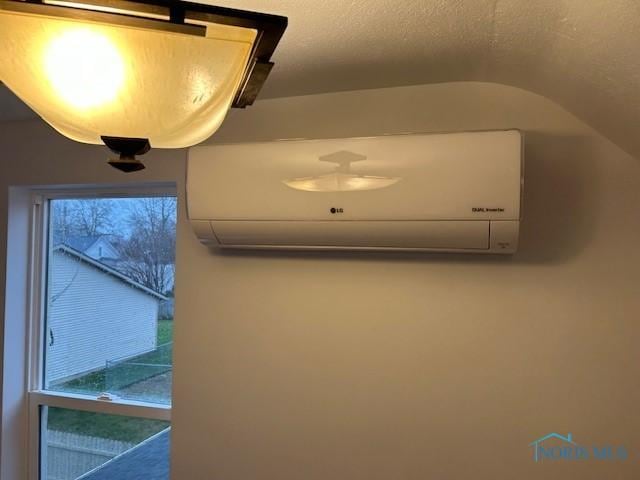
157 319 173 345
48 407 169 443
63 369 106 393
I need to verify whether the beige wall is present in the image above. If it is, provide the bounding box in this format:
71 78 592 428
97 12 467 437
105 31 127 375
174 82 640 479
2 82 640 479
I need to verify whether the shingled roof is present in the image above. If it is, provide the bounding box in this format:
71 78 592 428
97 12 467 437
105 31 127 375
82 429 170 480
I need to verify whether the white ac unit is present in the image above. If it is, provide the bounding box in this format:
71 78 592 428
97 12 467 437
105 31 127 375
187 130 523 253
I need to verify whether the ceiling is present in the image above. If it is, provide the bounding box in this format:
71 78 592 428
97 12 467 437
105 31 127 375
2 0 639 157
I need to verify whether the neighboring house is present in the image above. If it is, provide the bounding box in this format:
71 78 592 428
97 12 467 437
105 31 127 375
57 234 121 266
58 233 175 294
46 244 166 385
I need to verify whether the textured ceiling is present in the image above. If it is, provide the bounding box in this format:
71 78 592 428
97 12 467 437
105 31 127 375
2 0 639 157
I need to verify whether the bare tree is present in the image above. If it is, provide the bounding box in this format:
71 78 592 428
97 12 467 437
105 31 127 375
52 199 115 240
117 197 176 295
51 201 75 242
72 199 115 236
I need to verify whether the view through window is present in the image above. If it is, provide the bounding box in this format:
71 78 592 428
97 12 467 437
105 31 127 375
35 195 176 480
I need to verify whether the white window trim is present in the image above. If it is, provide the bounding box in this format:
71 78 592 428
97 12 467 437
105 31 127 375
22 185 176 480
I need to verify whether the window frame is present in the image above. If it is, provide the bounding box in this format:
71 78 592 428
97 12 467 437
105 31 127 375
25 185 176 480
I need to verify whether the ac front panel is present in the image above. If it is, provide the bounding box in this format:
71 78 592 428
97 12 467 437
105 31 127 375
191 219 519 253
214 220 489 249
187 130 523 223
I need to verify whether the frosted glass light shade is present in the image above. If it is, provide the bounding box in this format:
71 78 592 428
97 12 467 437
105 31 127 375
0 5 256 148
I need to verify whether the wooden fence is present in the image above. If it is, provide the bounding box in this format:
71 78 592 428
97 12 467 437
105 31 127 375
45 430 135 480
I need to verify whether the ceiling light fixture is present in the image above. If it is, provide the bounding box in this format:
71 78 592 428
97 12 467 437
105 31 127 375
0 0 287 171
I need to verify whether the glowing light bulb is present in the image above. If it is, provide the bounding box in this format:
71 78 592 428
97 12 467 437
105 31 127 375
44 28 124 109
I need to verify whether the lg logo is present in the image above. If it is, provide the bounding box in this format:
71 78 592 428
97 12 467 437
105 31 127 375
330 207 344 214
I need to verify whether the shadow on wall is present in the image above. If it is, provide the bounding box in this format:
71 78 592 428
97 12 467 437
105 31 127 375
516 132 599 264
210 132 599 266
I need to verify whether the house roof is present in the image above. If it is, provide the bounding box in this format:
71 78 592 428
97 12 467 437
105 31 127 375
53 245 167 301
81 429 170 480
52 233 105 252
60 234 101 253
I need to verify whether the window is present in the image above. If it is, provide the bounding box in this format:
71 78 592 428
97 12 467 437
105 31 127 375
27 190 176 480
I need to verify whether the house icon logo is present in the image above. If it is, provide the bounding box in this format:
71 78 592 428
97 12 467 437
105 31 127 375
529 433 577 462
529 432 629 462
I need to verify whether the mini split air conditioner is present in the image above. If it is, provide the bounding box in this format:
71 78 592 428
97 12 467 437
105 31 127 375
187 130 523 253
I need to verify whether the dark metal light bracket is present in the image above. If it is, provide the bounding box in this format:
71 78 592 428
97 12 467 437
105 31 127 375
102 136 150 172
2 0 288 107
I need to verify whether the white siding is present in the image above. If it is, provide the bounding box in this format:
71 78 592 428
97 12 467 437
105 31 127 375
46 250 159 384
